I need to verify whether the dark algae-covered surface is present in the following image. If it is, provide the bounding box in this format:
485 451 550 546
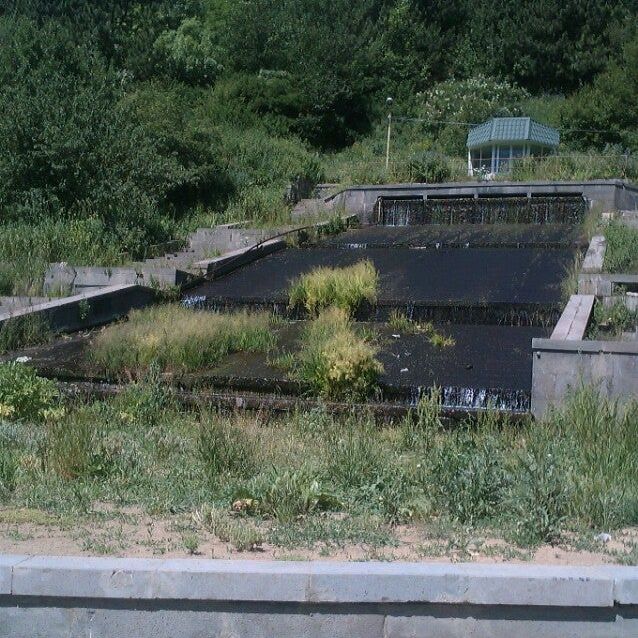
4 219 579 415
191 246 573 306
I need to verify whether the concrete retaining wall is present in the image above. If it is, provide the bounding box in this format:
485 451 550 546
44 264 191 294
0 555 636 637
532 338 638 417
0 285 156 334
322 180 638 220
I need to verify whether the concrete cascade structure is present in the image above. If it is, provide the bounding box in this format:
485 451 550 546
292 179 638 223
0 555 637 637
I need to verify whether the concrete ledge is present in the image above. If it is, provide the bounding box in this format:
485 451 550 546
532 338 638 354
44 264 191 294
581 235 606 273
2 556 637 638
4 556 637 605
0 284 156 334
578 272 638 296
195 238 287 278
0 556 27 595
550 294 594 340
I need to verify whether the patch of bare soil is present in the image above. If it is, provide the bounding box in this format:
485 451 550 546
0 506 635 565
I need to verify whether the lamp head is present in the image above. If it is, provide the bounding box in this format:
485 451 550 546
386 97 394 108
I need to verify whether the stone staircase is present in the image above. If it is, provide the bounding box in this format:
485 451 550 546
44 223 296 294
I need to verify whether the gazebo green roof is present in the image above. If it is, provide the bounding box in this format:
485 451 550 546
467 117 559 149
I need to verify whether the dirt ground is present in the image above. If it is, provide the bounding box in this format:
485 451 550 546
1 506 635 565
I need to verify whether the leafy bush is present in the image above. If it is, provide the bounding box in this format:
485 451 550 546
93 305 275 377
588 298 638 339
296 308 383 400
251 466 336 522
419 76 529 154
289 260 378 316
154 18 224 85
407 151 452 183
0 362 59 422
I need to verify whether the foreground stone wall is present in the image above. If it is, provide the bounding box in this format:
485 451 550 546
0 556 636 638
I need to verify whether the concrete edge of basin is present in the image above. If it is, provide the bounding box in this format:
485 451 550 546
2 555 637 607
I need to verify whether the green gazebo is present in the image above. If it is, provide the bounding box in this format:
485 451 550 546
467 117 559 177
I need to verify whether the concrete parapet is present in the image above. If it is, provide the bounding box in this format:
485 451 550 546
550 295 594 340
0 555 637 637
0 284 156 335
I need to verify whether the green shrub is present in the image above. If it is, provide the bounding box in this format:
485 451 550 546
588 298 638 339
296 308 383 400
407 151 452 183
510 437 571 545
430 428 508 525
198 417 257 481
289 260 378 316
400 388 443 450
252 466 336 523
0 443 17 496
93 305 275 377
46 410 121 480
0 362 59 422
116 366 176 427
604 221 638 274
0 313 52 354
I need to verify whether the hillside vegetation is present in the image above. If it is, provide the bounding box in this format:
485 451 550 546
1 1 637 293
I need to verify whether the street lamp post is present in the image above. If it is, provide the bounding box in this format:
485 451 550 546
385 97 393 172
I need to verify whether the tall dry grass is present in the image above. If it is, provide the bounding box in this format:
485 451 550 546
289 260 378 316
92 304 275 377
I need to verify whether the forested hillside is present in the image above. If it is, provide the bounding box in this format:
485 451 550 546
1 0 637 294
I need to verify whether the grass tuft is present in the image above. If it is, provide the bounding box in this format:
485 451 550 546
289 260 378 317
295 307 383 400
0 313 51 354
92 304 276 378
